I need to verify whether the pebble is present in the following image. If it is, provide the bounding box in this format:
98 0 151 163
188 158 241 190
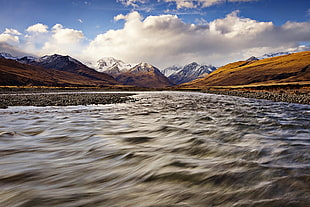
203 90 310 105
0 92 136 108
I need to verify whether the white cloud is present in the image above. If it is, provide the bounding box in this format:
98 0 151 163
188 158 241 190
26 23 48 33
40 24 85 55
4 28 22 35
84 11 310 67
0 28 21 45
117 0 147 7
23 23 86 57
0 33 20 45
1 11 310 68
114 14 127 21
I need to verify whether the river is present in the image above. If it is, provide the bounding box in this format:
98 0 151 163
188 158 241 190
0 91 309 207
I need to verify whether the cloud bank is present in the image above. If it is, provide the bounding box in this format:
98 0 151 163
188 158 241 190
1 11 310 68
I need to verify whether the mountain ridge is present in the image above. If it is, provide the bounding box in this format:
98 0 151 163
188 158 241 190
0 53 118 87
179 51 310 88
164 62 216 85
115 62 173 88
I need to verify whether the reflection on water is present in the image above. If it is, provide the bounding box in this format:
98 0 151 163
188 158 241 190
0 92 309 207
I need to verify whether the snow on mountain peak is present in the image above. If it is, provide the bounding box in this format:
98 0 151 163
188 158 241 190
258 51 292 60
129 62 159 74
164 62 216 85
95 57 132 73
0 52 18 60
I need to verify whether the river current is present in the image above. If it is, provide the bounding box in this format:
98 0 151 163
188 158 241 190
0 92 309 207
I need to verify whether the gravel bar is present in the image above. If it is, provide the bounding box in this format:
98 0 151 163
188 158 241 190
203 90 310 105
0 92 136 108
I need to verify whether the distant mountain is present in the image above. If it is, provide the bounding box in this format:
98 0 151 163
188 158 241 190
246 56 259 61
0 52 18 60
95 57 132 75
0 58 117 87
161 65 182 77
115 62 173 88
30 54 117 85
0 53 118 87
164 62 216 85
258 51 291 59
179 51 310 88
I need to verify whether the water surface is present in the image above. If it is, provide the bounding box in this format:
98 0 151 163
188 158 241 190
0 92 309 207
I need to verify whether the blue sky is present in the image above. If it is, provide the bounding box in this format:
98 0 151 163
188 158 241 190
0 0 310 67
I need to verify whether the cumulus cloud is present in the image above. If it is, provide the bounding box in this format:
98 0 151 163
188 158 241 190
26 23 48 33
1 11 310 68
0 28 21 45
0 33 20 45
22 23 86 57
4 28 22 35
83 11 310 67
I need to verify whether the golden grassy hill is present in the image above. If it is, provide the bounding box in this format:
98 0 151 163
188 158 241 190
179 51 310 89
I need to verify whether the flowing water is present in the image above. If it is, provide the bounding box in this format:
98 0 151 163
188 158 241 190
0 92 309 207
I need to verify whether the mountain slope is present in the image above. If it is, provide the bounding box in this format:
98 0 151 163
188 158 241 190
167 62 216 84
180 51 310 88
115 62 173 88
0 58 118 87
31 54 117 85
95 57 132 75
161 65 182 77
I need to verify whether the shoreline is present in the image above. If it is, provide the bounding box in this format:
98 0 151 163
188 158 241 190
0 86 309 108
0 91 136 108
202 89 310 105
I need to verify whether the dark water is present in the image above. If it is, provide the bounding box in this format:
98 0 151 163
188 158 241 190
0 92 309 207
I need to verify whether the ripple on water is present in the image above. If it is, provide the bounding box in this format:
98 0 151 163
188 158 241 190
0 91 309 207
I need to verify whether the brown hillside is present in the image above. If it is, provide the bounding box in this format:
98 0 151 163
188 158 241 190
116 71 172 88
180 51 310 88
0 58 116 87
115 63 173 88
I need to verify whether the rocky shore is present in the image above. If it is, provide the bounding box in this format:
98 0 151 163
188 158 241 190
1 87 309 108
0 90 136 108
203 89 310 105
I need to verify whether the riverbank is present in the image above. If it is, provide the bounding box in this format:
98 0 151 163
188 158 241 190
1 85 309 107
0 89 136 108
202 89 310 105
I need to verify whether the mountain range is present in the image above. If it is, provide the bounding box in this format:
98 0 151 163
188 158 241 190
89 57 172 88
163 62 216 85
0 54 117 87
179 51 310 88
0 53 173 88
1 51 309 89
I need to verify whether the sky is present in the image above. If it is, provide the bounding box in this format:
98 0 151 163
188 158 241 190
0 0 310 68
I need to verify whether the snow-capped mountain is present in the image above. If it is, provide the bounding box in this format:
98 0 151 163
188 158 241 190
164 62 216 85
161 65 182 77
246 56 259 61
129 62 160 73
0 52 38 64
27 54 116 84
94 57 132 75
115 62 173 88
0 53 119 86
258 51 292 60
0 52 19 60
34 54 85 70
